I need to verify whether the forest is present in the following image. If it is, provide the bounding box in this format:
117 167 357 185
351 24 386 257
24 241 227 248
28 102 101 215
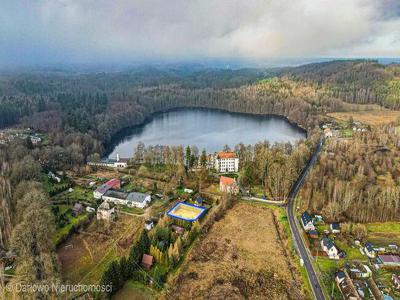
301 125 400 223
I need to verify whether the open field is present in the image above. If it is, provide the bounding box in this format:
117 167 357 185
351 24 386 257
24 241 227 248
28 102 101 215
167 203 305 299
366 222 400 246
113 280 156 300
57 214 143 285
327 110 400 126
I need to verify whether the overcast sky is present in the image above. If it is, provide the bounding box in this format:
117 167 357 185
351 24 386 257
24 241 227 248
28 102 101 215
0 0 399 66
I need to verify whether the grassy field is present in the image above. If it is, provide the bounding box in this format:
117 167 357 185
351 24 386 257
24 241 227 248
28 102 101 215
327 110 400 126
366 222 400 246
57 214 143 285
113 280 156 300
167 203 306 299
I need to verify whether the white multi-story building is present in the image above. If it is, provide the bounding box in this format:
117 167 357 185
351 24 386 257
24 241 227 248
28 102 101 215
213 152 239 173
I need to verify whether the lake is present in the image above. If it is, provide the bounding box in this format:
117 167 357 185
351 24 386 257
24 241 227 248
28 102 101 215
107 108 306 158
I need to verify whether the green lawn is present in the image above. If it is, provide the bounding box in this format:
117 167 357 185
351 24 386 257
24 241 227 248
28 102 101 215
120 205 145 215
52 186 95 205
366 222 400 233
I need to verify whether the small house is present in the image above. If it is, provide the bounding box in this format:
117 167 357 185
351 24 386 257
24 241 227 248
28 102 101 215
364 243 376 258
301 212 315 231
96 201 115 221
141 254 154 269
72 203 84 216
219 176 239 194
195 196 203 206
171 225 184 235
321 237 339 259
336 271 346 285
392 274 400 290
324 128 333 138
184 188 194 194
145 220 154 231
308 230 319 239
330 222 341 234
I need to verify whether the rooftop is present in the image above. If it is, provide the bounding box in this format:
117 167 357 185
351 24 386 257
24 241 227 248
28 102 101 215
379 254 400 264
217 152 237 159
220 176 236 186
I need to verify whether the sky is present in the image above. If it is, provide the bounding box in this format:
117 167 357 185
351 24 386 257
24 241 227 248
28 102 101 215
0 0 399 66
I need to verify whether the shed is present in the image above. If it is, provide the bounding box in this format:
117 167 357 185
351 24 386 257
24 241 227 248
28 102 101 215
72 203 84 216
141 254 154 269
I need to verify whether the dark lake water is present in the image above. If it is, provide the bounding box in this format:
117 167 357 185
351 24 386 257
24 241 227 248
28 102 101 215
107 108 306 159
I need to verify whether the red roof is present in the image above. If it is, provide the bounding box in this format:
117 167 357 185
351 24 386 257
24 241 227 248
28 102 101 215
217 152 237 159
106 178 120 187
141 254 154 269
220 176 236 186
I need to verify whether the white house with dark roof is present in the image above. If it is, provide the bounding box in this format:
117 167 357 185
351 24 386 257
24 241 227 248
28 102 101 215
330 222 341 234
321 237 339 259
102 190 151 209
364 243 376 258
301 211 315 231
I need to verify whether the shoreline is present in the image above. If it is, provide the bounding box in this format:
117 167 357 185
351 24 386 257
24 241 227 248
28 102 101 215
103 106 308 158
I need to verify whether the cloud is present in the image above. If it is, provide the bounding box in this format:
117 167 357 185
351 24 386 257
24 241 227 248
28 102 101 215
0 0 399 65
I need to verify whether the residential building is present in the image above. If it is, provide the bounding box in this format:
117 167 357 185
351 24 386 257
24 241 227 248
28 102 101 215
301 211 315 231
330 222 341 233
364 243 376 258
213 152 239 173
219 176 239 194
72 203 84 216
96 201 116 221
378 255 400 267
88 153 129 169
321 237 339 259
324 128 333 138
93 178 121 199
102 190 151 209
145 220 154 231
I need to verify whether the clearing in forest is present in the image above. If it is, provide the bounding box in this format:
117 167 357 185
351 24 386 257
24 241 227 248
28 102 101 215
328 110 400 126
167 203 305 300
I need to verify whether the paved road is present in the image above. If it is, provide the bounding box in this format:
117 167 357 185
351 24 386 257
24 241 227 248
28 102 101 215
286 138 325 300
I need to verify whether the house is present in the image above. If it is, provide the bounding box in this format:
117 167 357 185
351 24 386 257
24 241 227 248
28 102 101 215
96 201 115 221
145 220 154 231
330 222 341 234
392 274 400 290
102 190 151 209
324 128 333 138
336 271 346 284
378 255 400 267
88 153 129 169
29 135 42 145
141 254 154 269
321 237 339 259
314 215 324 223
93 178 121 199
308 230 319 239
72 203 84 216
364 243 376 258
301 211 315 231
213 152 239 173
48 171 61 183
171 225 184 234
184 188 194 194
219 176 239 194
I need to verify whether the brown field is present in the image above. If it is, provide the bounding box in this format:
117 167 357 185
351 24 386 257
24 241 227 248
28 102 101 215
328 110 400 126
58 214 143 285
167 203 305 300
